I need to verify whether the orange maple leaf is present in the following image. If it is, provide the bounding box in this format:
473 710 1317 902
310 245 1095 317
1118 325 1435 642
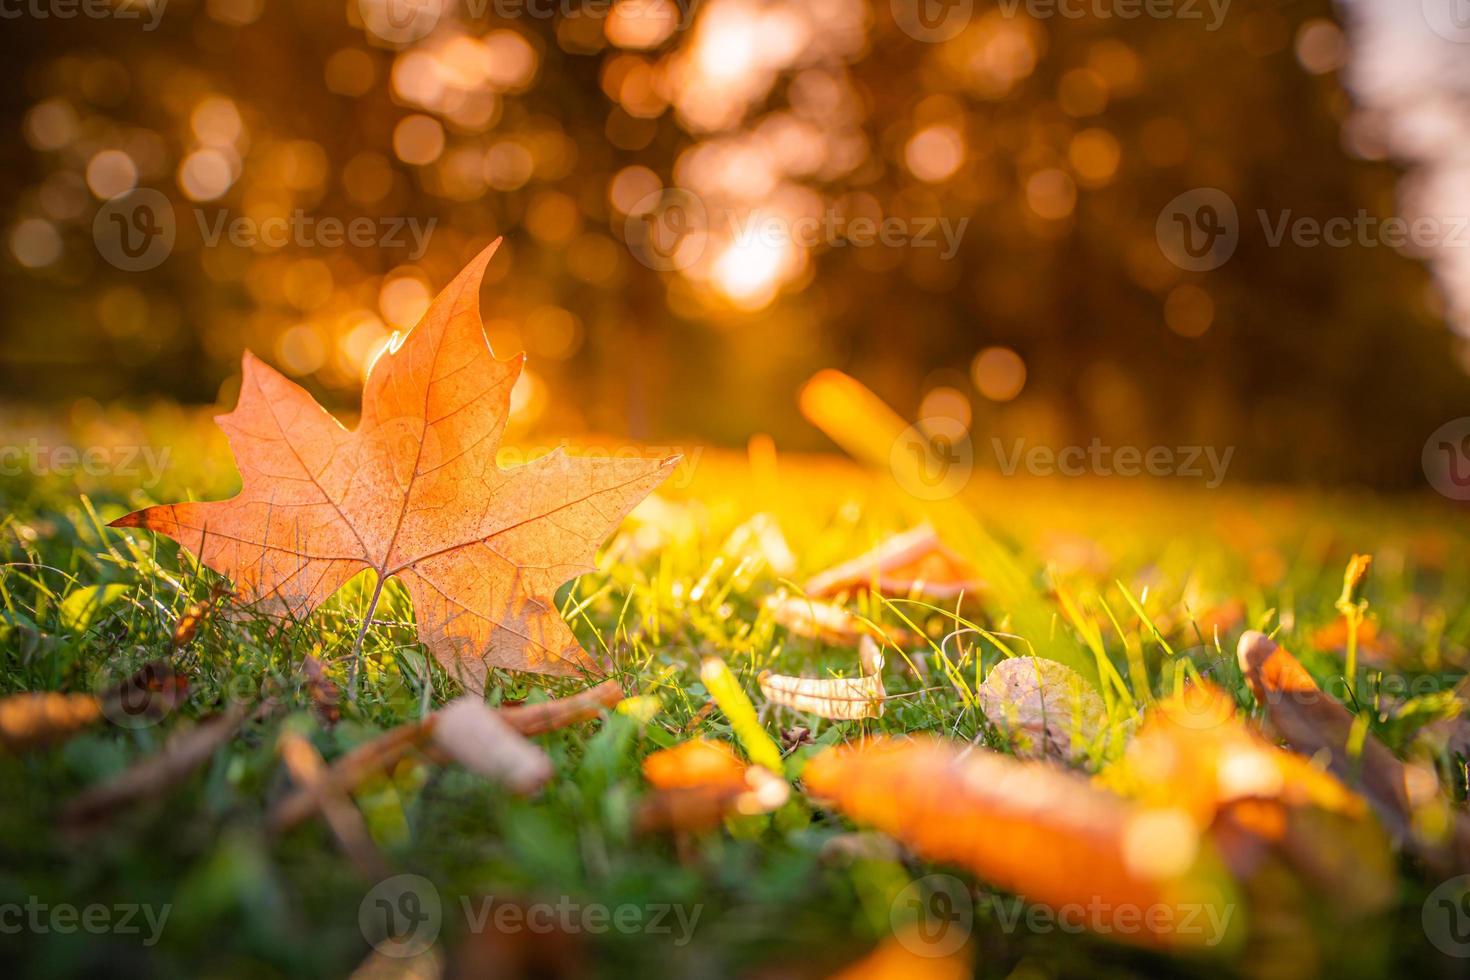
112 242 676 690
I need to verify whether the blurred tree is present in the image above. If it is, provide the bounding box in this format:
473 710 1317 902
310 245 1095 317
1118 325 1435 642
0 0 1466 488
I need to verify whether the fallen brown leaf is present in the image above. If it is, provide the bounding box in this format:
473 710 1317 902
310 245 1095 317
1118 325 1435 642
804 524 983 600
430 696 552 794
1237 630 1470 873
111 242 675 691
1103 682 1394 922
1236 631 1414 839
495 678 623 734
977 656 1106 761
641 738 747 791
802 737 1240 951
758 670 885 720
271 683 617 831
762 592 916 647
270 720 432 834
62 701 252 830
0 692 102 751
278 730 388 878
635 767 788 834
636 738 788 832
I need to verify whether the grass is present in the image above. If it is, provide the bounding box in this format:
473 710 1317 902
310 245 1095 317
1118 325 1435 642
3 404 1470 978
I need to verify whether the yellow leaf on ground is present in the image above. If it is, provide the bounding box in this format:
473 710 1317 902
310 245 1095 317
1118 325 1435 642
759 670 885 720
977 656 1106 761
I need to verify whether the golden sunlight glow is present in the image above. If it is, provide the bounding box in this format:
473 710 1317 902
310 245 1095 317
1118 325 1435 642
378 275 432 328
971 347 1026 402
712 235 789 310
86 150 138 200
178 148 235 202
906 125 965 183
919 386 972 429
606 0 680 50
509 366 547 424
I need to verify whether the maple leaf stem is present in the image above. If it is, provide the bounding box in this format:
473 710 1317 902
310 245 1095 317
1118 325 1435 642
346 574 387 703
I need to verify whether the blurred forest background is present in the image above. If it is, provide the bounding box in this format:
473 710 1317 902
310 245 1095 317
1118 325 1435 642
2 0 1469 488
